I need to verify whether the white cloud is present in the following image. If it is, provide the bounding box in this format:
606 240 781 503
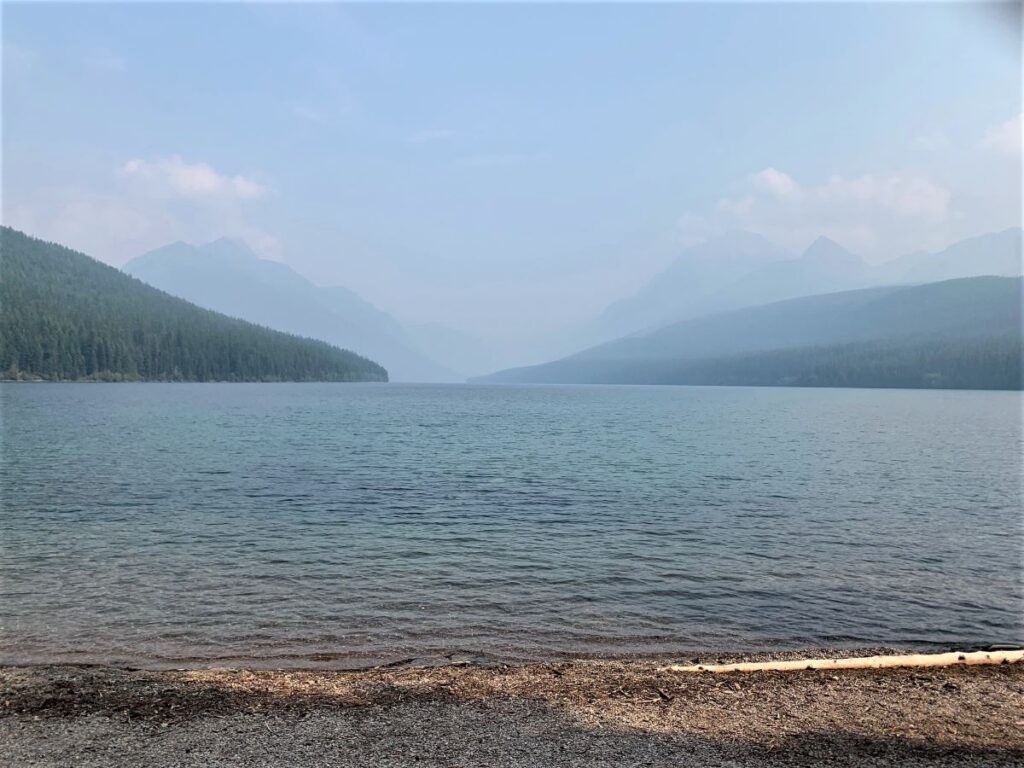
980 113 1022 156
679 167 953 258
817 173 950 219
117 156 267 201
4 196 179 264
750 167 800 198
3 155 276 265
678 113 1022 261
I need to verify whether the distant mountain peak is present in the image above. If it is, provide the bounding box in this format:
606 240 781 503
123 239 466 382
204 235 250 249
198 237 260 263
801 236 858 265
804 234 844 253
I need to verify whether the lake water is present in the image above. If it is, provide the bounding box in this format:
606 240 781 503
1 383 1021 668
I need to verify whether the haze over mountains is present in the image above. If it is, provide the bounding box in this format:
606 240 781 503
1 221 1021 389
124 241 487 382
12 222 1018 388
0 228 386 383
477 276 1023 389
584 227 1023 346
121 227 1023 384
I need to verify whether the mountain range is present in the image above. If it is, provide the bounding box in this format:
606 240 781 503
89 225 1024 389
3 221 1021 389
124 240 485 382
584 227 1023 345
0 227 386 382
475 276 1023 389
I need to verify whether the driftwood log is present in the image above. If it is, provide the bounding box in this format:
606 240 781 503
664 649 1024 673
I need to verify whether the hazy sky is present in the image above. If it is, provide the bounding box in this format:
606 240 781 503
3 2 1021 355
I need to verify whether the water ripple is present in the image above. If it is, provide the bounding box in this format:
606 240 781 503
1 382 1021 668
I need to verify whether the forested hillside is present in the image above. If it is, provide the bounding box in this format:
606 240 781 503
124 239 462 381
491 336 1020 390
476 277 1023 390
586 228 1022 344
0 228 388 382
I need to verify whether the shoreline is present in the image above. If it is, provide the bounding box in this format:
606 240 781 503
4 652 1022 767
2 643 1018 673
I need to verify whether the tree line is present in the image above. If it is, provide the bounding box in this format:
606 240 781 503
0 227 388 382
622 336 1023 390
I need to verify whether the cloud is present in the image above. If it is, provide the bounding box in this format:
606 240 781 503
4 196 180 265
680 167 953 257
980 113 1022 156
3 155 277 265
678 111 1024 261
117 156 267 201
816 173 950 219
750 167 800 198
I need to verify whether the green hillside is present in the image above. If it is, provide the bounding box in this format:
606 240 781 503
0 228 388 382
476 277 1023 390
513 336 1020 390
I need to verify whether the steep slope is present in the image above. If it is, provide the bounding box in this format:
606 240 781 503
587 231 793 340
0 228 387 382
876 228 1023 284
588 228 1022 343
475 277 1022 389
713 236 871 312
124 240 457 382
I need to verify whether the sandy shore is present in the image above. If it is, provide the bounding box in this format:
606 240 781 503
2 652 1022 767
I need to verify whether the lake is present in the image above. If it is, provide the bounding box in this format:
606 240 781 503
1 383 1020 668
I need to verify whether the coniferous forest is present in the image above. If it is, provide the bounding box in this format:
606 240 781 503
587 336 1024 390
477 276 1024 390
0 227 388 382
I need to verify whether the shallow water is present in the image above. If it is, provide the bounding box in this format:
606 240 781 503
1 383 1021 668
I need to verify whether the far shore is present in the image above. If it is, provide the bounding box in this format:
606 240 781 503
3 649 1022 767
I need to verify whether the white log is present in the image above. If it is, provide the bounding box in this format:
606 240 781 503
663 649 1024 673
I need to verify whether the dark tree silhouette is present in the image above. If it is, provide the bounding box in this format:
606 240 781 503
0 228 388 383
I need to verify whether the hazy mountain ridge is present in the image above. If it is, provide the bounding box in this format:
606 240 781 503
588 231 794 342
0 227 387 382
475 276 1023 389
875 228 1024 285
125 241 480 382
587 228 1023 344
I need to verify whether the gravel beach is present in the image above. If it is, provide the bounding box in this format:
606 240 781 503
2 652 1022 767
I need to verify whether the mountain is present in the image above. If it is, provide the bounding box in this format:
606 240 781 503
124 240 458 382
587 229 1022 343
474 276 1022 390
876 228 1023 284
713 235 872 312
0 227 387 382
588 231 792 341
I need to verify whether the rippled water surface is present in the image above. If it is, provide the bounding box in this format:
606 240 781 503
2 383 1021 668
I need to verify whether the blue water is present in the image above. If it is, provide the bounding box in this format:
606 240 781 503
1 383 1021 668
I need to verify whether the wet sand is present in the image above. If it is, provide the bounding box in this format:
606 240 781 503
2 652 1022 767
